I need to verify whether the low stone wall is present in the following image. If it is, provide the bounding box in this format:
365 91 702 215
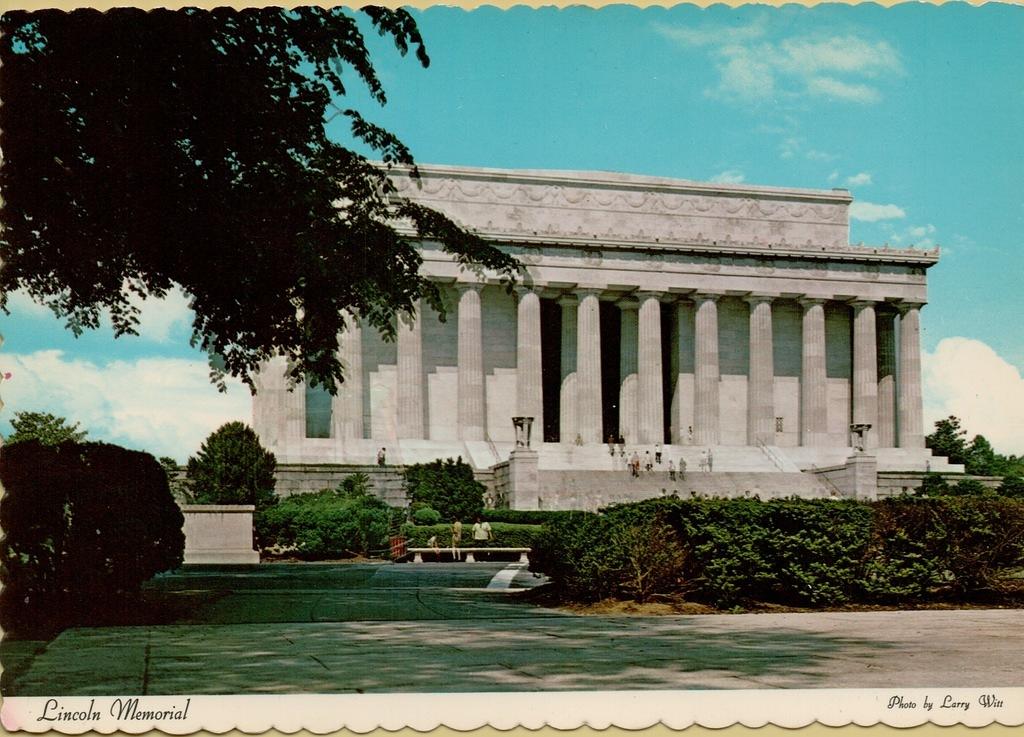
877 472 1002 498
181 505 259 565
273 464 496 508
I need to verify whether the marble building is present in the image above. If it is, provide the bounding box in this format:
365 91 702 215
252 165 959 506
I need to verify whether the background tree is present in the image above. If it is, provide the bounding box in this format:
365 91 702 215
4 411 87 446
403 458 485 522
186 422 277 508
964 435 998 476
926 416 968 466
0 8 519 392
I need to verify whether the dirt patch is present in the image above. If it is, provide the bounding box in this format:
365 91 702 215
526 580 1024 616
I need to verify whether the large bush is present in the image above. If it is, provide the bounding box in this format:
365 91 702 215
403 457 484 522
0 440 184 634
256 485 400 559
530 496 1024 608
187 421 277 508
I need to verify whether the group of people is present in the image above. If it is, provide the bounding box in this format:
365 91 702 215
602 436 716 480
424 517 493 561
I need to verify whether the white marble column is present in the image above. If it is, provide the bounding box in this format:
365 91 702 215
746 294 775 446
558 294 578 442
576 289 603 444
515 286 544 435
798 298 828 447
876 308 897 448
253 355 289 449
851 300 879 449
457 283 486 441
396 301 425 439
283 358 306 445
693 293 721 446
331 312 363 440
898 302 926 449
637 291 664 444
672 299 695 444
618 298 639 444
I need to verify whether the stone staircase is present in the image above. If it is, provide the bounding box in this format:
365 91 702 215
535 469 833 511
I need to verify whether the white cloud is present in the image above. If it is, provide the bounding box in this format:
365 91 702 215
658 21 901 106
827 170 840 183
849 201 907 222
710 169 746 184
128 287 194 343
777 136 836 163
806 76 881 104
4 290 55 320
0 350 251 461
653 18 768 48
775 36 901 77
4 286 194 344
844 172 873 187
923 337 1024 455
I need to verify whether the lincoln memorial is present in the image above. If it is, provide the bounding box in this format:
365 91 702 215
252 165 960 508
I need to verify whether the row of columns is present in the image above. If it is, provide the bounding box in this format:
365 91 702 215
571 291 925 450
328 286 925 451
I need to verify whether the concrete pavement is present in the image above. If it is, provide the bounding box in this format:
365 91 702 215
3 563 1022 695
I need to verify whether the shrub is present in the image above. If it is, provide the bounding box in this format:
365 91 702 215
412 505 442 525
764 499 872 606
531 496 1024 607
481 509 584 525
938 496 1024 593
403 458 484 521
0 440 184 634
256 488 400 559
998 475 1024 498
402 522 545 549
187 421 277 508
861 498 946 601
951 478 994 497
916 473 950 497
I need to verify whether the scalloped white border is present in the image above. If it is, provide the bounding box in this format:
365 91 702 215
2 689 1023 733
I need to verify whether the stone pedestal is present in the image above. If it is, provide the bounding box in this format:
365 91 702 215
182 505 260 565
845 454 879 501
507 449 540 510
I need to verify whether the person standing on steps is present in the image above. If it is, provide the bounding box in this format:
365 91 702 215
655 443 662 465
377 447 386 467
679 457 687 480
707 448 714 473
644 450 653 473
668 459 676 482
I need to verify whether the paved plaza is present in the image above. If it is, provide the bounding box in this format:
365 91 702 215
3 562 1022 695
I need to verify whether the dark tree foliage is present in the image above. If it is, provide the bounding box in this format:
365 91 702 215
186 421 277 508
926 416 969 466
0 440 185 635
403 457 485 522
4 410 87 445
0 8 519 392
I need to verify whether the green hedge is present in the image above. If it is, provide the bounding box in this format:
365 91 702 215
401 522 545 549
480 509 587 525
256 489 403 559
529 496 1024 607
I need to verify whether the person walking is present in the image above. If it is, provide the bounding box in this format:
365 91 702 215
679 457 687 480
451 518 463 561
644 450 653 473
377 447 387 467
655 443 662 465
668 459 676 481
699 449 707 472
630 451 640 478
707 448 714 472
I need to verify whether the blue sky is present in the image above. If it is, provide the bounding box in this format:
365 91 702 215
2 4 1022 458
